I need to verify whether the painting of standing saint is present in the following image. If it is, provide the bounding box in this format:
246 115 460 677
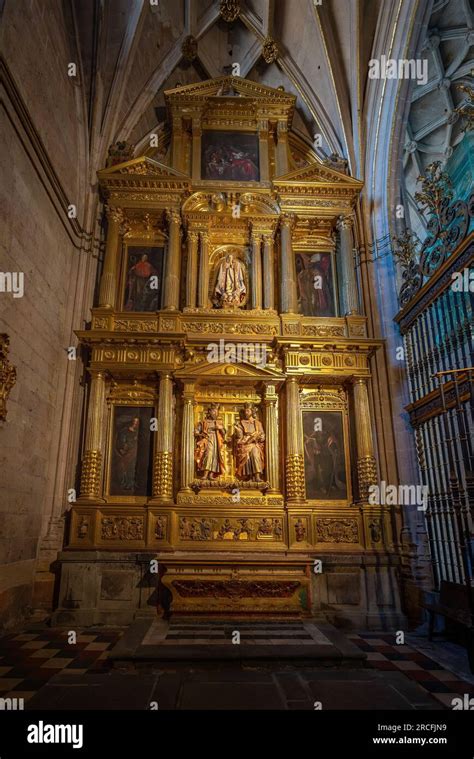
201 131 260 181
123 247 164 312
296 252 336 317
302 411 347 501
109 406 154 496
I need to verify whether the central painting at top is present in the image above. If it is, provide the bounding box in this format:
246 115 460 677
201 130 260 181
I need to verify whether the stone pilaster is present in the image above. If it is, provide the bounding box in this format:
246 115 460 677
337 214 359 316
280 214 297 314
185 230 199 308
262 232 275 310
198 231 210 308
353 378 377 501
163 210 181 311
98 207 123 309
285 377 305 501
79 371 106 500
151 374 174 502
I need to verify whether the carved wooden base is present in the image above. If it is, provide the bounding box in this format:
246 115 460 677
160 556 311 614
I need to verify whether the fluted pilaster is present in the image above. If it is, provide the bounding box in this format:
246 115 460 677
152 374 174 501
163 210 181 311
280 215 297 314
251 231 263 309
353 378 377 501
336 214 359 316
262 233 275 310
285 377 305 501
198 231 210 308
80 371 106 499
98 207 123 309
185 230 199 308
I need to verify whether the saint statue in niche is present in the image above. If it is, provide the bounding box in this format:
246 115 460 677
213 254 246 307
194 404 226 479
233 403 265 481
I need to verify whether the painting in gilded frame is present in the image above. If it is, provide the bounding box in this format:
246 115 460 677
302 410 347 501
122 246 164 312
295 252 336 317
109 406 154 497
201 131 260 181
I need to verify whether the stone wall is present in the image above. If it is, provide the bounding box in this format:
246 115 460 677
0 0 97 629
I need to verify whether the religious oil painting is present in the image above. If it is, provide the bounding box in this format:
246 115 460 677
109 406 153 496
303 410 347 501
123 246 164 312
201 131 260 181
296 252 336 317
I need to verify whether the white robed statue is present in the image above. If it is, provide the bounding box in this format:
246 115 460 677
214 254 246 307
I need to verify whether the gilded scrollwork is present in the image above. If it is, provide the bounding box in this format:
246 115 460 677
0 334 16 422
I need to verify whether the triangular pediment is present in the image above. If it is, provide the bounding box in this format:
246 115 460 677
174 358 284 381
165 76 296 106
274 161 363 188
98 156 190 181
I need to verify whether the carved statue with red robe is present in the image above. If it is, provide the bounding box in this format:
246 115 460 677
233 403 265 481
194 404 226 479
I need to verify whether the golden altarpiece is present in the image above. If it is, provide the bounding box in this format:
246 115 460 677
55 78 403 626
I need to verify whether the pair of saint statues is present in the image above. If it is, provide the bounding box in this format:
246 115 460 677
194 403 265 481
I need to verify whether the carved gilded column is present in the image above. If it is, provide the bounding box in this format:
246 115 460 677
262 232 275 310
170 113 183 171
198 230 210 308
251 231 262 309
285 377 305 501
276 120 289 176
336 214 359 315
280 214 297 313
163 210 182 311
98 207 123 309
80 371 106 500
264 384 279 492
191 115 201 181
258 118 270 182
185 230 199 308
152 373 174 502
353 378 377 501
180 383 195 492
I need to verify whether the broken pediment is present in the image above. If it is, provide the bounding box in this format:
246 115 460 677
274 161 363 189
98 156 190 181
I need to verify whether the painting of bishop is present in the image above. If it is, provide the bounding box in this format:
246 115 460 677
233 403 265 481
194 404 226 479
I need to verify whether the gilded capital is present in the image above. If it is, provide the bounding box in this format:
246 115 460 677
337 214 353 231
187 230 199 243
280 213 295 231
106 205 124 225
166 209 182 228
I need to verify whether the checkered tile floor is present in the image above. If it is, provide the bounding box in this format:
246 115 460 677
0 626 472 709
